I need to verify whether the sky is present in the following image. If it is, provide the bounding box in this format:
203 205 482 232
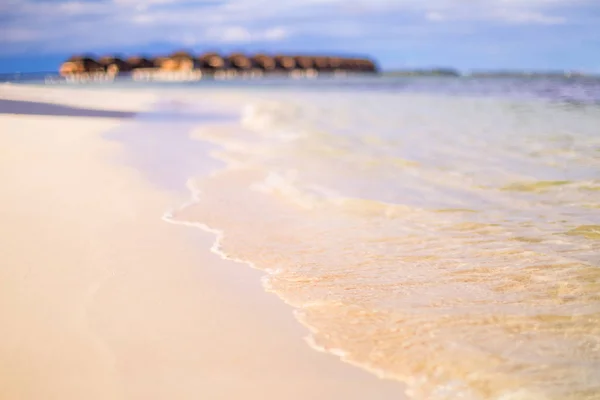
0 0 599 73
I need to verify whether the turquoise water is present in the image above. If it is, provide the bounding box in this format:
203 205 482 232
94 77 600 399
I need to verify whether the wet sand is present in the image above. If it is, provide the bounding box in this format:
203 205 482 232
0 85 405 400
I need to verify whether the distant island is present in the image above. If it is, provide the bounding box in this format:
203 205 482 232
383 69 598 78
383 69 461 77
467 70 595 78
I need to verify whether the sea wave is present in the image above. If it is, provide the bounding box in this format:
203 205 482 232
167 88 600 399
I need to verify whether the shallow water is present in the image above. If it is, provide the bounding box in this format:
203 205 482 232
119 77 600 399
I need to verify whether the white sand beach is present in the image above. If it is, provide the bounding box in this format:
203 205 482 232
0 85 404 400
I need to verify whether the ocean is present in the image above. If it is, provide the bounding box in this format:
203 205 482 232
71 76 600 399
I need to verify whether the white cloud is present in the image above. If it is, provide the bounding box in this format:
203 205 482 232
0 0 595 52
495 10 566 24
263 27 289 41
415 0 576 25
204 26 289 43
212 26 252 42
425 11 446 22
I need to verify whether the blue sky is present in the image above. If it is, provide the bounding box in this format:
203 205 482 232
1 0 599 73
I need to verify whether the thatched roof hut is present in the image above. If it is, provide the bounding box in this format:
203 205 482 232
312 56 332 72
274 55 297 71
251 54 276 71
227 53 255 71
328 56 343 70
59 60 80 76
171 50 194 58
294 55 315 70
354 59 367 72
197 52 227 71
336 58 354 71
356 58 377 72
158 50 197 71
98 55 131 74
150 56 169 69
59 55 104 76
126 56 155 70
335 57 378 73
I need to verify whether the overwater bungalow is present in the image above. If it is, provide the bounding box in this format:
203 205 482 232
197 52 227 74
98 55 131 75
311 56 330 73
328 56 343 71
274 55 297 73
151 56 169 69
59 55 104 76
251 54 277 73
227 53 250 70
293 56 314 70
126 56 155 70
360 59 379 72
158 51 197 71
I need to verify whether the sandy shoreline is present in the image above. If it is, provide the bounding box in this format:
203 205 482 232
0 85 405 399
